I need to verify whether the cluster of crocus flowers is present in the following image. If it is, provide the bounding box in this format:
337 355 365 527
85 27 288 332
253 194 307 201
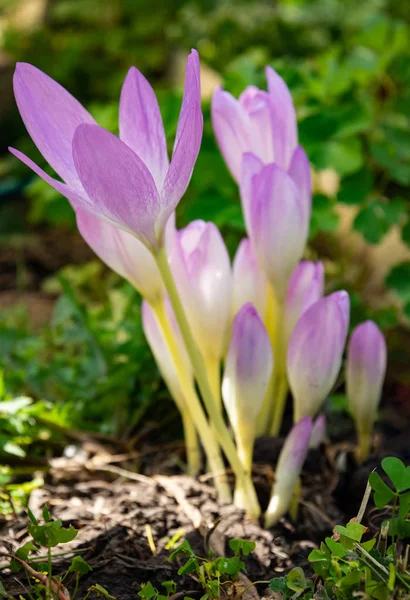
11 49 387 524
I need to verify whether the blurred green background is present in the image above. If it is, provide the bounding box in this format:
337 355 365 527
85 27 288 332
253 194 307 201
1 0 410 477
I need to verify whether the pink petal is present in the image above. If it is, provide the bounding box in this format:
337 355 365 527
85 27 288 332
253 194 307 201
72 124 161 250
249 163 306 300
289 146 311 231
174 49 201 150
119 66 168 189
13 63 96 188
159 103 203 232
265 66 298 170
211 87 251 182
240 152 264 233
76 209 163 303
9 147 87 210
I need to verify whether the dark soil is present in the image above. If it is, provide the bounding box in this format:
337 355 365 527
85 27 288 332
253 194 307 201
2 422 409 600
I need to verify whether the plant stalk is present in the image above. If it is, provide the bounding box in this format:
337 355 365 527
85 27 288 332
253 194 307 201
155 246 260 518
152 299 232 503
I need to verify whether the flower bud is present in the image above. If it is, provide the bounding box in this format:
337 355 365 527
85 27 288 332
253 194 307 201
170 220 232 362
265 417 312 527
284 261 324 343
248 163 307 301
287 291 350 420
232 238 267 320
347 320 387 461
222 303 273 471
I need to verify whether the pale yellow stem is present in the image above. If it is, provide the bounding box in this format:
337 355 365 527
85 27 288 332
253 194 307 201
356 422 372 464
154 247 260 518
152 299 232 503
181 408 201 477
256 284 277 435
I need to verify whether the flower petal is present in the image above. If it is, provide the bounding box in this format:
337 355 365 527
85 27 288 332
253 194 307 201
9 147 87 210
265 66 298 170
212 87 251 182
174 49 201 150
287 293 349 419
249 163 306 300
347 320 387 426
119 66 168 189
13 63 95 188
76 209 163 303
159 103 203 231
232 238 267 320
240 152 263 233
72 124 161 249
288 146 311 232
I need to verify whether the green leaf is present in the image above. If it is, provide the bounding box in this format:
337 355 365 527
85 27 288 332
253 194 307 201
27 507 38 526
382 457 410 491
334 522 365 542
69 555 92 575
89 584 117 599
353 201 390 244
286 567 306 593
325 537 346 557
169 539 194 561
139 582 157 599
369 472 395 508
178 557 199 576
337 167 374 205
161 581 176 595
310 194 340 237
228 538 256 556
385 262 410 302
15 542 37 561
42 505 51 522
401 221 410 249
269 578 287 593
215 556 243 577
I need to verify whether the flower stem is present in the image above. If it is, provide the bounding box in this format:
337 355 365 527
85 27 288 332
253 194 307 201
181 408 201 477
155 247 260 518
269 288 288 437
270 376 289 436
356 423 372 464
152 299 231 502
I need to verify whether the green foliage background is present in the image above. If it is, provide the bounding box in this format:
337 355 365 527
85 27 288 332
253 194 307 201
1 0 410 447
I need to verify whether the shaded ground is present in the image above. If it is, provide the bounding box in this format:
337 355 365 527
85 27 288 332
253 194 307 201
3 425 409 599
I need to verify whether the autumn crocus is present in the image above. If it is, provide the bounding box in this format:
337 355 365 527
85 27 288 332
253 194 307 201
76 209 164 306
170 220 232 368
246 163 308 302
212 67 299 179
232 238 267 320
222 303 273 506
288 291 350 421
347 321 387 462
10 50 203 253
284 261 325 344
265 417 312 527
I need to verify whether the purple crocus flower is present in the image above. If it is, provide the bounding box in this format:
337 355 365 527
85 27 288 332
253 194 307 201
232 238 267 320
212 67 299 179
287 291 350 420
169 220 232 363
347 321 387 460
265 416 312 527
222 303 273 471
76 209 163 305
10 50 203 252
284 261 325 342
247 162 308 300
